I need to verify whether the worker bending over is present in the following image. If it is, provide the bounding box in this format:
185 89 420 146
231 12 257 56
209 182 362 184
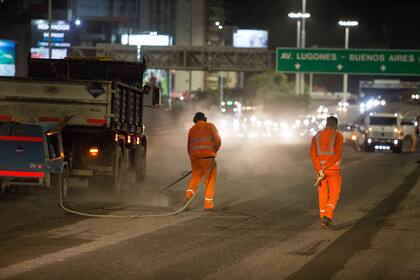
310 116 343 227
184 112 221 210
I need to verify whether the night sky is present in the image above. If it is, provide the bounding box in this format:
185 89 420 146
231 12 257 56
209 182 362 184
230 0 420 50
230 0 420 91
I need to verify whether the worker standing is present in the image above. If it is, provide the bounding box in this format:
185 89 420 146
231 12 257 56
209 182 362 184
184 112 221 210
310 116 343 227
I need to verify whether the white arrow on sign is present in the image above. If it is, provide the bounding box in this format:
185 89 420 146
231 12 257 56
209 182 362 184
380 65 387 72
337 64 343 71
294 63 301 70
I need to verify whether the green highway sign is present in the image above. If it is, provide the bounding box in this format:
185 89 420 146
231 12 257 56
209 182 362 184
276 48 420 75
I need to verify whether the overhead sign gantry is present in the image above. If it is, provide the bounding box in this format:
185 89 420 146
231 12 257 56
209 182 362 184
276 48 420 76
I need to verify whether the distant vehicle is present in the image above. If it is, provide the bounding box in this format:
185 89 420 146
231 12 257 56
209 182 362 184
0 122 68 195
337 123 356 144
359 98 386 112
0 58 161 195
337 100 350 108
220 100 242 117
353 113 416 153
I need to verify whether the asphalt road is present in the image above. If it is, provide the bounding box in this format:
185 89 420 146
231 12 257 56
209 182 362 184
1 102 420 280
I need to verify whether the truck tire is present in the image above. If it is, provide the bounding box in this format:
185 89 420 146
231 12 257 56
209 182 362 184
135 144 147 184
393 145 402 153
402 136 413 153
127 145 146 193
99 144 124 195
364 144 374 152
88 176 102 191
53 173 68 204
110 145 124 195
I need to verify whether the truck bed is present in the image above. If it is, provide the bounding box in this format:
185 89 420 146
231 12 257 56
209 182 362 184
0 77 143 134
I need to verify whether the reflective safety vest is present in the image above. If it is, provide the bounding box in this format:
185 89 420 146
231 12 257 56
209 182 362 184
188 121 220 160
190 136 216 155
315 130 340 170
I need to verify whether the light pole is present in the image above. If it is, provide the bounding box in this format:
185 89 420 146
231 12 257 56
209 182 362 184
301 0 307 95
288 12 310 95
215 21 225 103
338 20 358 102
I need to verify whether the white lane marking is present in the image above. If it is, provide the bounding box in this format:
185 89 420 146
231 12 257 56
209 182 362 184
0 214 199 279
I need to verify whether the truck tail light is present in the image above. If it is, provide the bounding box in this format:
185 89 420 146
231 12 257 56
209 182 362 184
136 137 140 145
127 135 131 144
89 147 99 156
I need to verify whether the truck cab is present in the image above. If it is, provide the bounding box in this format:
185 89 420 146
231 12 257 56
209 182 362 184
362 112 416 153
0 122 67 193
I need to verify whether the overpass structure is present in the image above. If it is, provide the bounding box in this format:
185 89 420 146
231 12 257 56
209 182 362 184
70 45 276 72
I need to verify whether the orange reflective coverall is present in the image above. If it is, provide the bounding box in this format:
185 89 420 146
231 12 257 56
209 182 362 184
185 120 221 209
310 129 343 220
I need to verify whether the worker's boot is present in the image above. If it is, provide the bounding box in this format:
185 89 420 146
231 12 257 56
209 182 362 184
183 197 192 211
204 199 215 211
321 216 332 228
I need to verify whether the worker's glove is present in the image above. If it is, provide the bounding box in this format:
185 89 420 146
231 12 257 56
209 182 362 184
318 170 325 180
314 170 325 188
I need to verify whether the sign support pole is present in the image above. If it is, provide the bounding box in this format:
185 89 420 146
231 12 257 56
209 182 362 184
295 20 301 95
343 27 350 102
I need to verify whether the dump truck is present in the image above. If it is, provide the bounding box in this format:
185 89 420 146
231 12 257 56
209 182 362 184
0 58 160 194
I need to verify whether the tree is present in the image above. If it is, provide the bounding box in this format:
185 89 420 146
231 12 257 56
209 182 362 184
247 71 309 114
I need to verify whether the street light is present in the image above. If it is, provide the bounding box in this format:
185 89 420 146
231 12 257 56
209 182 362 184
338 20 359 27
288 12 310 95
338 20 358 102
75 19 81 26
288 12 310 19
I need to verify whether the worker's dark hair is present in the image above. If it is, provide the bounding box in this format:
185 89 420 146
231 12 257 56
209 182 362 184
326 116 338 127
193 112 207 123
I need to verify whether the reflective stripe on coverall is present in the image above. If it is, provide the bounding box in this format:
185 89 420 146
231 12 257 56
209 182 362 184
310 129 343 219
185 120 221 209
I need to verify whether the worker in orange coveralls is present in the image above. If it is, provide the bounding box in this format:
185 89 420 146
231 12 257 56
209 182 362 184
310 116 343 227
184 112 221 210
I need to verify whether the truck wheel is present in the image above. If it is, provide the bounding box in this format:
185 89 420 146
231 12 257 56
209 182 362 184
135 145 147 185
352 140 362 152
127 145 146 193
364 144 373 152
110 146 123 195
393 146 402 153
402 136 413 153
53 173 68 204
88 176 102 191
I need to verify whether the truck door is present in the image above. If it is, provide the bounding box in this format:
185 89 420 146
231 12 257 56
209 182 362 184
46 132 65 174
